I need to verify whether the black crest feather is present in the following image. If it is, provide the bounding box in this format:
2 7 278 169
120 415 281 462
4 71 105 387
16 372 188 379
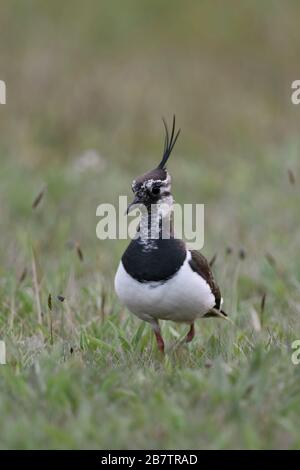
157 115 180 169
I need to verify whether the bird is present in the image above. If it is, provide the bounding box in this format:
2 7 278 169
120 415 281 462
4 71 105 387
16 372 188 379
114 116 227 353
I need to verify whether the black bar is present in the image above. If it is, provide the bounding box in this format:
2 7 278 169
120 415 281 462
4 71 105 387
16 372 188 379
0 450 297 465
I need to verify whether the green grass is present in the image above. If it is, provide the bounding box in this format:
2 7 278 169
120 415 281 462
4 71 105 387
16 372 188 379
1 0 300 450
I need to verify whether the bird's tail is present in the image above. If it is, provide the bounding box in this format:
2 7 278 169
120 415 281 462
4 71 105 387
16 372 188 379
204 308 235 325
203 308 227 319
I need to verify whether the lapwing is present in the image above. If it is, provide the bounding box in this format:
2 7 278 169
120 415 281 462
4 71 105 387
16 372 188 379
115 116 227 353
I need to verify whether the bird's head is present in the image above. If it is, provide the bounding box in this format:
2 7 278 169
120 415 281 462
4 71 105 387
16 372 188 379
127 116 180 215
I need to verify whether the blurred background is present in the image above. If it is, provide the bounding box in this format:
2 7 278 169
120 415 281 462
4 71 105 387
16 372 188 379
0 0 300 449
0 0 300 272
1 0 300 279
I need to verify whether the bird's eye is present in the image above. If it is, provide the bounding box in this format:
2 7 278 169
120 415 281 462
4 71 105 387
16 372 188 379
151 186 160 195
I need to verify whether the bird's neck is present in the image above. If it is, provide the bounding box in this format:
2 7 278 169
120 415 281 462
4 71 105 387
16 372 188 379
138 196 174 242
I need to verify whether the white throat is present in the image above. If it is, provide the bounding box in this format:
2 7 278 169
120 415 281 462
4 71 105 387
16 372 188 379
138 194 174 243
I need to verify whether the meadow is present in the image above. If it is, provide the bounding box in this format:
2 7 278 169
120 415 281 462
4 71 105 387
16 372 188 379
0 0 300 449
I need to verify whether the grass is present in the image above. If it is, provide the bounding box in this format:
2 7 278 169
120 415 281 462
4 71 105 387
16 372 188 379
1 0 300 449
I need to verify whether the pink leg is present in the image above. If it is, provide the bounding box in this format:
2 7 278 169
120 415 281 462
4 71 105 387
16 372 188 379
149 319 165 354
154 329 165 354
186 323 195 343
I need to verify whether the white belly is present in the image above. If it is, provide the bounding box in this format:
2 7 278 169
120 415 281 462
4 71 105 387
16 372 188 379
114 252 215 323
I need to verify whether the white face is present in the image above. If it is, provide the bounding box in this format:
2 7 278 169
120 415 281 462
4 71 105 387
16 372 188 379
131 172 172 203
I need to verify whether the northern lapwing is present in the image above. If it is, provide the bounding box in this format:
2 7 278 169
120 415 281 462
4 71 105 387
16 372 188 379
115 116 227 353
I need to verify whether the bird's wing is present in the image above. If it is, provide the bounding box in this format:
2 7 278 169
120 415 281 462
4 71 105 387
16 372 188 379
188 249 222 310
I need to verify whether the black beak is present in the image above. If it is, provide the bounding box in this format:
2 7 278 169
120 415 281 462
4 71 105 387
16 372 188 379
126 195 142 215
